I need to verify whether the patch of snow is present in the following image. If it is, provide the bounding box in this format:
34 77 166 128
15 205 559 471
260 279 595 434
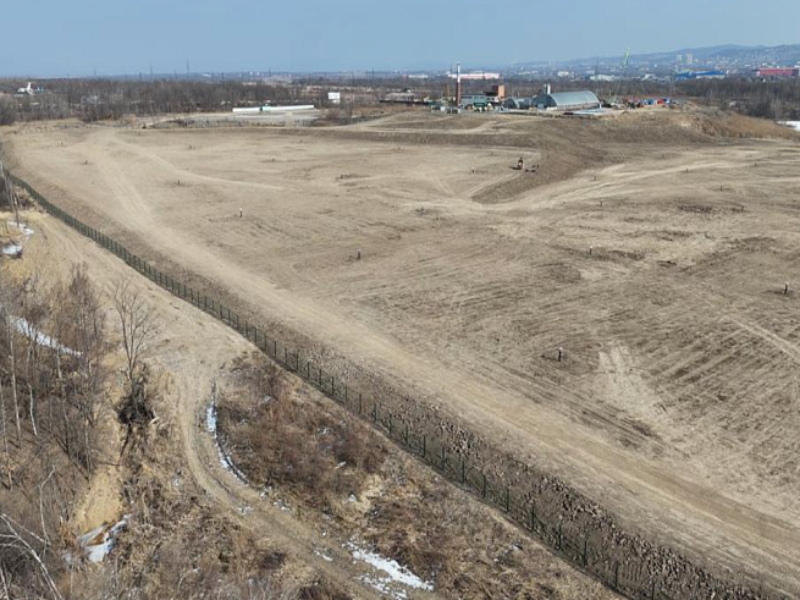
347 541 433 596
206 403 217 434
79 516 130 563
314 549 333 562
206 402 248 484
7 221 34 237
335 461 347 470
348 494 357 503
12 317 81 356
2 244 22 256
781 121 800 132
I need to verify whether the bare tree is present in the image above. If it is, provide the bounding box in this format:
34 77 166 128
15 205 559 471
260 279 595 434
0 511 64 600
0 161 19 228
112 277 156 384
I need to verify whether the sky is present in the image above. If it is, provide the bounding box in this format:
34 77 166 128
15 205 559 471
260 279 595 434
3 0 800 76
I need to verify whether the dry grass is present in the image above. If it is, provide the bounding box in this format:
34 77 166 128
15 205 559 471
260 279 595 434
217 354 618 600
218 354 386 509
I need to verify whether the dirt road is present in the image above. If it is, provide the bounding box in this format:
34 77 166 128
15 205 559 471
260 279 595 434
26 213 450 600
6 112 800 596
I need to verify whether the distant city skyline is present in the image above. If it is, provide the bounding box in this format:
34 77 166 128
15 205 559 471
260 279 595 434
3 0 800 77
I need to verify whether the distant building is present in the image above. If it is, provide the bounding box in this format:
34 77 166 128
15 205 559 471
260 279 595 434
503 97 533 110
447 71 500 81
459 94 492 110
674 70 726 80
755 67 799 78
531 90 601 111
382 91 423 104
327 91 341 105
485 84 506 100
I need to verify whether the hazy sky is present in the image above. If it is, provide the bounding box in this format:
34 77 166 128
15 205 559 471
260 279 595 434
4 0 800 76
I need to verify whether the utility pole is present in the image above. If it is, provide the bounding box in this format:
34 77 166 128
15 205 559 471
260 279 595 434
456 62 462 108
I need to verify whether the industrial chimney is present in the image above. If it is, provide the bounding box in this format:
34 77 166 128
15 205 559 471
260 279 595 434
456 62 462 108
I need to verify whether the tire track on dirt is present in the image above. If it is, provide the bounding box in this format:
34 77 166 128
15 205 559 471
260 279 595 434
13 128 800 597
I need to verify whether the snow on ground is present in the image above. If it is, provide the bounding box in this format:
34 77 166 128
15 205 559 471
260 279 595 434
3 221 34 257
79 515 130 563
7 221 34 237
206 403 248 483
12 317 81 356
347 541 433 599
781 121 800 132
314 549 333 562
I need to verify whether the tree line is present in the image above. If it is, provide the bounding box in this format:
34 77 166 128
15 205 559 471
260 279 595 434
1 75 798 125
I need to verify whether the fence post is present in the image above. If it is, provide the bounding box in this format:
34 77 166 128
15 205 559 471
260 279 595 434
373 403 378 424
651 579 656 599
344 385 348 404
505 486 510 513
404 423 409 446
582 535 587 567
482 473 487 499
529 501 536 532
613 561 619 591
441 446 446 470
461 457 466 484
358 393 363 414
388 413 393 434
558 521 563 551
422 435 426 458
331 375 335 396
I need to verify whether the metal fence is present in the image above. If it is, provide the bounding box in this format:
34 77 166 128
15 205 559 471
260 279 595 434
9 172 786 600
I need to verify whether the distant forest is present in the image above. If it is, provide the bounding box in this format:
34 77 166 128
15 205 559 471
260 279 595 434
0 76 798 125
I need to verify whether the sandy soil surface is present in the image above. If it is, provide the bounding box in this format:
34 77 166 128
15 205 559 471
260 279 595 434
5 110 800 596
15 209 620 599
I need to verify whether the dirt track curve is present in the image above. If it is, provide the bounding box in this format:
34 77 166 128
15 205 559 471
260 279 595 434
30 214 447 600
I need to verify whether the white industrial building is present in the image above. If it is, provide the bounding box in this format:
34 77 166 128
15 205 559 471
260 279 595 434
531 90 601 111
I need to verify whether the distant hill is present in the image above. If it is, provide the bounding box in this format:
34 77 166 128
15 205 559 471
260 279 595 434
511 44 800 71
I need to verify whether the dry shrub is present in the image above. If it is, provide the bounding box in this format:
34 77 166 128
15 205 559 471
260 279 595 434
217 354 386 508
365 487 452 581
298 583 351 600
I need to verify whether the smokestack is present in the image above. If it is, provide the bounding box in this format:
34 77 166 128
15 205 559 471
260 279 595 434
544 83 552 95
456 62 462 108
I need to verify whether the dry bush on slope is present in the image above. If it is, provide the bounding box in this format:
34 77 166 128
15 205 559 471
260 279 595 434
217 355 618 600
218 354 385 508
0 264 109 600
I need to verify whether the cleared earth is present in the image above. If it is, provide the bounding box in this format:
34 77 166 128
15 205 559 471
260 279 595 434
5 109 800 597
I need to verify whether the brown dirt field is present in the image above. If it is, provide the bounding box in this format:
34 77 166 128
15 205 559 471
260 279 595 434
12 209 617 599
4 109 800 597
